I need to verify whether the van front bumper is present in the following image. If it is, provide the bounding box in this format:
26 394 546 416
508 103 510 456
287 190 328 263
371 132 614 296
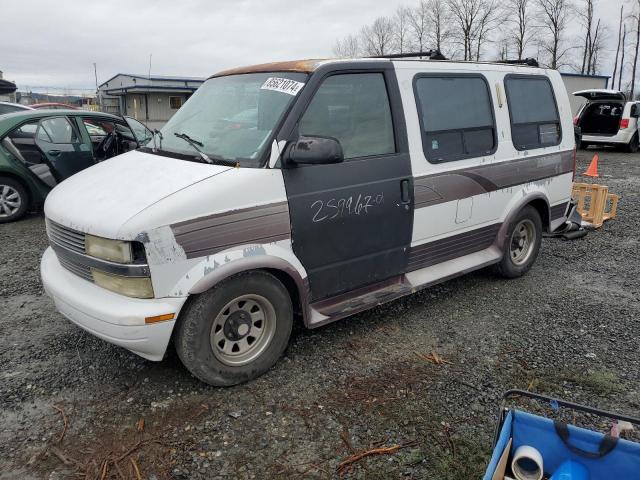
41 247 187 361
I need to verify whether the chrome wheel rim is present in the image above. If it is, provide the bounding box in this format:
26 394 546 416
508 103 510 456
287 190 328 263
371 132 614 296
210 294 276 366
510 219 536 265
0 185 21 218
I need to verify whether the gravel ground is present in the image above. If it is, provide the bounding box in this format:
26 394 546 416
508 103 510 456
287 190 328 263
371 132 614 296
1 148 638 480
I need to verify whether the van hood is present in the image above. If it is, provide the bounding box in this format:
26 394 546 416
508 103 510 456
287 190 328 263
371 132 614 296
573 89 626 102
44 149 232 238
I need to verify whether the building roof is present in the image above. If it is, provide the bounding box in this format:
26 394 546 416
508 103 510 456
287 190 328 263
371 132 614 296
559 72 610 79
99 73 205 88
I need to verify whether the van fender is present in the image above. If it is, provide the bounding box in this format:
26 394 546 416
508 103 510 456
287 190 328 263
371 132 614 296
494 190 550 253
177 243 310 321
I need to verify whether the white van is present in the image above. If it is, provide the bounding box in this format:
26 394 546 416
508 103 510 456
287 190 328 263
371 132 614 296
573 89 640 152
41 57 575 385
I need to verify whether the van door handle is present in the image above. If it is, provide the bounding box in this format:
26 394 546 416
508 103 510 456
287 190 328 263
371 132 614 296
48 150 61 156
400 179 410 204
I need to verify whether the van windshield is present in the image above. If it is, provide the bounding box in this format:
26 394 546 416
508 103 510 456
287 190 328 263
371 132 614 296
152 72 307 167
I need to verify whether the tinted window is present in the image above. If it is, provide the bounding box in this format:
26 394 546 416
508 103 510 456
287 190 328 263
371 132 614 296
505 76 561 150
0 104 24 114
299 73 395 160
414 76 495 162
37 117 79 143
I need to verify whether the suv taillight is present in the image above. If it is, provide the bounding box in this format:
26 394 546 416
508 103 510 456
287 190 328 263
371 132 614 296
620 118 630 129
573 116 580 126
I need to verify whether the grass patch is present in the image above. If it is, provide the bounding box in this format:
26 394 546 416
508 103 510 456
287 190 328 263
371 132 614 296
514 367 623 396
429 438 490 480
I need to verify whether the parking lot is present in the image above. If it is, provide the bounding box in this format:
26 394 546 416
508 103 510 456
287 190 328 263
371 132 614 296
0 148 638 479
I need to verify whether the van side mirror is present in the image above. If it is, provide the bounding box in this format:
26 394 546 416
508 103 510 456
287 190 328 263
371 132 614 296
284 136 344 166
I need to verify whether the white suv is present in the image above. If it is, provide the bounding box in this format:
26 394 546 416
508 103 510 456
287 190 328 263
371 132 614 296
573 89 640 152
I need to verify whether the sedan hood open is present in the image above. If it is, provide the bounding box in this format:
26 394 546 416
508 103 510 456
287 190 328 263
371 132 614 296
44 149 232 238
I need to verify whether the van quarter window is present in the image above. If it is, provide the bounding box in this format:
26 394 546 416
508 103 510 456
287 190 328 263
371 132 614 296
505 75 561 150
298 73 395 160
413 75 496 163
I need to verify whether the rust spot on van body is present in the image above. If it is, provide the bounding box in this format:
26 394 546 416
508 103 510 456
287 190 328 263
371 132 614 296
211 59 328 78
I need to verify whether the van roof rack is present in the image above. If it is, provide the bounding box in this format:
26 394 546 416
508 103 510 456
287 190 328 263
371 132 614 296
370 50 448 61
494 58 539 67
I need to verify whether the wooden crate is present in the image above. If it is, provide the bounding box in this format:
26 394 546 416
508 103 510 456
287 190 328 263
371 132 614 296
572 182 620 228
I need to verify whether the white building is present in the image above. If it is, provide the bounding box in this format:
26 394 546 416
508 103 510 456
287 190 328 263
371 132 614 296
560 72 610 114
97 74 205 129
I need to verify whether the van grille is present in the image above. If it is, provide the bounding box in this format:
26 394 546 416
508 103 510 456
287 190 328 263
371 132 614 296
46 219 92 282
47 220 86 255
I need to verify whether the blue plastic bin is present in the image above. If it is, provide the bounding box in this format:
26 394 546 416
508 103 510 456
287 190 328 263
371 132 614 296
484 390 640 480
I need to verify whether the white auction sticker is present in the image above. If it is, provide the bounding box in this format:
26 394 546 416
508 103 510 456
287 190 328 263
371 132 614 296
261 77 305 96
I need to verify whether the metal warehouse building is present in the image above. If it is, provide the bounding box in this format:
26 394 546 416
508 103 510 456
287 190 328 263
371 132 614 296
560 72 610 114
97 74 205 129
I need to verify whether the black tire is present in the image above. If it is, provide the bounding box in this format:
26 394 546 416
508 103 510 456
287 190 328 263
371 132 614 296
575 135 583 150
626 133 639 153
493 205 542 279
0 176 29 223
174 270 293 386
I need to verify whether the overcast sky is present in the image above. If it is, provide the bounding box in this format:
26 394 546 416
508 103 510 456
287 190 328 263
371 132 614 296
0 0 630 92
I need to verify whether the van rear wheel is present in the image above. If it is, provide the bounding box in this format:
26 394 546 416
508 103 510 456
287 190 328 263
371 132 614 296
493 206 542 279
626 133 639 153
174 271 293 386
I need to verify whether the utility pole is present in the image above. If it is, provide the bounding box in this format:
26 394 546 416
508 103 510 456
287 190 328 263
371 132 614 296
93 62 100 111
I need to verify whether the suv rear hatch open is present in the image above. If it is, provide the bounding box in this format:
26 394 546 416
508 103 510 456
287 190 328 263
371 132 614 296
573 90 627 136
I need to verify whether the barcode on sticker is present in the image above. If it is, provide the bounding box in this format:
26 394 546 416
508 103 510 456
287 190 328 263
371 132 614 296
261 77 305 96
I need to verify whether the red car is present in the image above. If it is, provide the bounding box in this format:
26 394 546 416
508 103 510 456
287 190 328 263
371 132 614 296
30 102 79 110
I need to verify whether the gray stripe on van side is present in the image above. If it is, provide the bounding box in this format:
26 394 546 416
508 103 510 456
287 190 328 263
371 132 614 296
414 150 574 209
407 223 502 272
171 202 291 259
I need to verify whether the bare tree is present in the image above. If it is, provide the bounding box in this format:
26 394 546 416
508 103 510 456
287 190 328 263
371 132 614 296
587 19 606 75
394 6 411 54
333 34 360 58
408 0 430 52
360 16 396 56
447 0 494 60
497 34 512 60
535 0 574 69
473 0 500 60
507 0 533 59
619 24 627 91
611 5 624 89
631 1 640 99
578 0 594 73
428 0 451 54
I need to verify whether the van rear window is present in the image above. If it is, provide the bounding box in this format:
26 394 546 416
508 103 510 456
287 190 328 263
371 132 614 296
504 76 561 150
414 75 496 163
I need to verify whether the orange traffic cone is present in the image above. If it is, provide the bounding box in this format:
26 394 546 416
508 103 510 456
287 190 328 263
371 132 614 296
584 154 599 177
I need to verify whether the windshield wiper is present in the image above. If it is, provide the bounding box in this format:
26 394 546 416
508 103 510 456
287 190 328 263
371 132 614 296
173 132 213 164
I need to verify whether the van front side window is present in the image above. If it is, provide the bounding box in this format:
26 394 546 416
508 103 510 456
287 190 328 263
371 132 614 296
298 73 395 160
155 72 307 167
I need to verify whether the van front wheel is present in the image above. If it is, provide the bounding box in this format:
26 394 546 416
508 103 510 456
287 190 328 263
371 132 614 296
493 206 542 279
175 271 293 386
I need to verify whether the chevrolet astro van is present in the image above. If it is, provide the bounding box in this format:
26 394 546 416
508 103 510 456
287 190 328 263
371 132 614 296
41 57 575 385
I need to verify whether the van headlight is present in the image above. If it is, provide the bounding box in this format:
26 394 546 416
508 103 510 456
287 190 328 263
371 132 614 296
91 269 154 299
85 235 133 263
